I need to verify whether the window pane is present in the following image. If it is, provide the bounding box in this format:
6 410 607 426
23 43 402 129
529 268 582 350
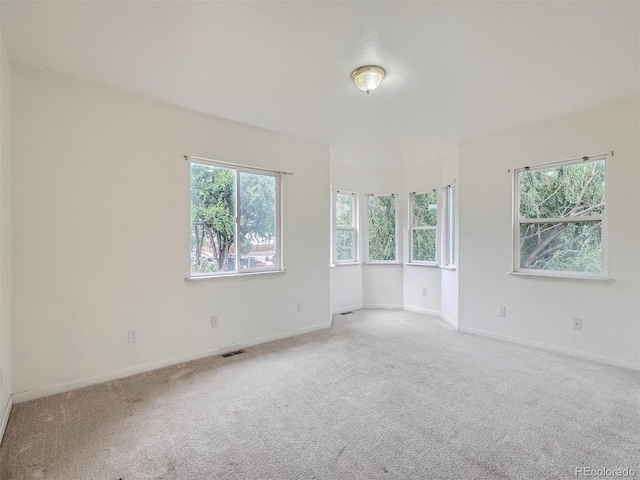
413 191 437 227
239 172 277 270
413 229 437 262
520 221 602 273
519 160 605 219
336 229 355 262
336 193 354 227
190 163 236 274
368 195 396 261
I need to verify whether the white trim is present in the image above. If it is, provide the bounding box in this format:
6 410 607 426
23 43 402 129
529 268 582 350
185 154 293 176
332 304 363 314
402 306 458 331
440 312 459 330
507 271 613 282
439 264 457 271
12 323 331 404
333 262 361 267
405 262 439 267
443 184 456 267
362 304 404 310
458 326 639 371
186 269 286 281
0 396 12 445
364 262 402 266
402 305 440 317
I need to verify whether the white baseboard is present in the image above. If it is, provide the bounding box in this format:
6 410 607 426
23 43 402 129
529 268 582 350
458 326 640 371
362 304 404 310
440 312 459 330
0 395 12 445
332 304 362 314
402 305 440 317
13 322 332 404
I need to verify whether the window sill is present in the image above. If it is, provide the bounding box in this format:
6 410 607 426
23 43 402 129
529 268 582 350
439 264 457 271
364 261 402 265
332 262 360 267
507 271 613 282
186 269 286 281
405 262 439 267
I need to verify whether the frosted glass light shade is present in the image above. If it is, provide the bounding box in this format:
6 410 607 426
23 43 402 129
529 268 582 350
351 66 386 94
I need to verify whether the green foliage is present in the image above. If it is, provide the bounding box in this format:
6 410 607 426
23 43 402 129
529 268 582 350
518 160 605 272
336 193 354 227
190 164 276 273
413 229 436 262
336 229 354 261
191 164 235 272
368 195 396 261
240 172 276 255
411 192 437 262
412 191 437 227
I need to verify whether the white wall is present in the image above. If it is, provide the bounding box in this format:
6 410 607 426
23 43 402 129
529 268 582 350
11 67 331 399
0 14 13 434
458 99 640 369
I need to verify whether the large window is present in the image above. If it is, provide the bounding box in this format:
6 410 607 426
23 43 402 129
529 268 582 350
190 159 281 277
443 185 456 266
410 191 438 264
514 156 606 277
335 191 358 263
367 194 397 262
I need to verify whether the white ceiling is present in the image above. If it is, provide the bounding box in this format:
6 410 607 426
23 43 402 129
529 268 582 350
2 1 638 146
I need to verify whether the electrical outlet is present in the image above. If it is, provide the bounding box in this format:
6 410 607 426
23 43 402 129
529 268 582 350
128 330 137 343
573 318 582 330
211 315 218 328
499 306 506 317
297 302 303 313
422 288 427 296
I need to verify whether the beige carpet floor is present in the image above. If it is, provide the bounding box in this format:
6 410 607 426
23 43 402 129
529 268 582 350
0 309 638 479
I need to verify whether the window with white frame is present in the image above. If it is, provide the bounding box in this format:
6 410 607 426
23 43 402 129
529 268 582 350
410 191 438 263
335 191 357 263
443 184 456 266
514 155 606 276
190 159 281 277
367 194 397 262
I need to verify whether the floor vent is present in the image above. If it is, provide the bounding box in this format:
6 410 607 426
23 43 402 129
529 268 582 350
340 311 353 315
221 349 246 358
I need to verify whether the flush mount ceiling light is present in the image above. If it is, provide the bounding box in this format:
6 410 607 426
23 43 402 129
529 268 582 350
351 65 386 94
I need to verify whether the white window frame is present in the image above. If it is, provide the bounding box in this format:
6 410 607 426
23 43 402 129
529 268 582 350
366 193 399 263
333 190 358 264
189 158 283 279
409 190 438 265
513 155 607 279
443 184 456 267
